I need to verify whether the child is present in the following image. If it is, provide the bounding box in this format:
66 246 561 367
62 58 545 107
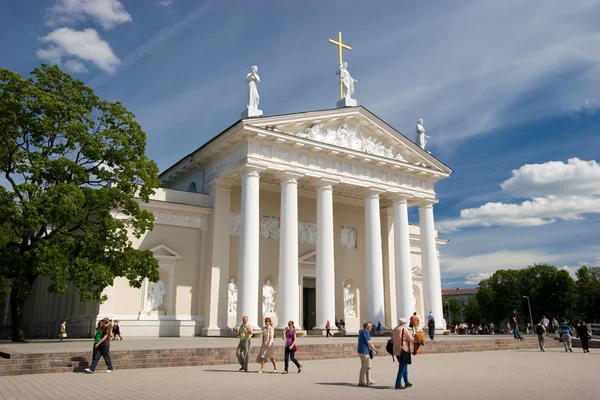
112 320 123 340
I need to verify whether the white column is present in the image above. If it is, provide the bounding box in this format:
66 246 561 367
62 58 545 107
277 174 299 329
393 197 414 321
364 191 386 327
419 200 444 330
201 180 231 335
315 182 336 330
237 169 261 329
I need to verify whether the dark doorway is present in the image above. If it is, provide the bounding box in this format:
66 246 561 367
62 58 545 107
303 277 316 330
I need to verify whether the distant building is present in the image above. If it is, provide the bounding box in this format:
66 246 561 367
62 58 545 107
442 287 479 324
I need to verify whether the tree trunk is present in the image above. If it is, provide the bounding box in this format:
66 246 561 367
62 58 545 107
10 288 26 342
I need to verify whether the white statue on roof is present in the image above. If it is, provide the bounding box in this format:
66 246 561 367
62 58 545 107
242 66 263 118
415 119 430 150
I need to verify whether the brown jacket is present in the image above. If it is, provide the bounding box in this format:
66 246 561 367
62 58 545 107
392 326 414 355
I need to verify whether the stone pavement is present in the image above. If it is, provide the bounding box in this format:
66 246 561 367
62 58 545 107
1 348 598 400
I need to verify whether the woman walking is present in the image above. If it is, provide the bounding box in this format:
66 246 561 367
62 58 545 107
577 321 591 353
392 318 414 390
282 320 302 374
258 317 278 373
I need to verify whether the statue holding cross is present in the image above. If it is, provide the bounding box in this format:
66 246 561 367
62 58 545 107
329 31 358 107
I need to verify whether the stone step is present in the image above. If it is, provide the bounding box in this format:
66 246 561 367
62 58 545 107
0 338 562 376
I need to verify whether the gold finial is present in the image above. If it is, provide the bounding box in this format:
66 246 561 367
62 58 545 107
328 32 352 99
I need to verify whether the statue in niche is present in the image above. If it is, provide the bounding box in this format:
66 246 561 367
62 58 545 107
344 284 355 316
146 280 166 312
337 62 357 99
228 278 238 313
415 119 430 150
262 280 277 315
245 66 261 110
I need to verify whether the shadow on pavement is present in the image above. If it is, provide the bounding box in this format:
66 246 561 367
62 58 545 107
317 382 390 390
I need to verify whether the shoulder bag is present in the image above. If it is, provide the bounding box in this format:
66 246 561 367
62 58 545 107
400 328 412 364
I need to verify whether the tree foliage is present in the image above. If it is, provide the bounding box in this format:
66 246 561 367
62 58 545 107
0 64 160 341
469 263 585 326
574 266 600 322
443 296 462 325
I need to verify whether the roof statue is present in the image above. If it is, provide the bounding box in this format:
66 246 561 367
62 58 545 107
242 65 263 118
329 31 357 108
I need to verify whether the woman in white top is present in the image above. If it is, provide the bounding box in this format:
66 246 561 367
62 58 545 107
258 317 277 373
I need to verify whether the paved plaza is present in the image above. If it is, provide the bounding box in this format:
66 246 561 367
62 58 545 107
1 347 598 400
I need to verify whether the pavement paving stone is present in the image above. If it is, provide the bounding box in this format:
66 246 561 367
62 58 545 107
0 347 598 400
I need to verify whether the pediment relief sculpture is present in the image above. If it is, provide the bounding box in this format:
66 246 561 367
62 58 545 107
285 123 406 162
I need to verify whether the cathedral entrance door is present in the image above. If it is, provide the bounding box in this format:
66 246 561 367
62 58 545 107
302 277 316 330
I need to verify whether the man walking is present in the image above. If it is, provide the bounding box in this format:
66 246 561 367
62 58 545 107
510 310 524 341
426 311 435 340
357 321 377 387
558 321 574 352
236 315 253 372
84 318 113 373
535 320 546 352
409 312 420 335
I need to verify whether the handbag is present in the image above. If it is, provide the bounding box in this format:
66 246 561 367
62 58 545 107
369 349 374 359
400 328 412 364
293 344 298 351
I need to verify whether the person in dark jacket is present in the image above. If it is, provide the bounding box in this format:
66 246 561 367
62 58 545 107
576 321 591 353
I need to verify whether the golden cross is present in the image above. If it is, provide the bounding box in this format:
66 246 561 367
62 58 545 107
328 31 352 99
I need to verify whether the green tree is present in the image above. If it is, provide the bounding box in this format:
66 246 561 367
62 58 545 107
443 296 462 325
464 296 481 324
574 266 600 321
0 65 160 342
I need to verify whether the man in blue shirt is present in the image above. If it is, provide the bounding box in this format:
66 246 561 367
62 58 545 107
558 321 574 352
357 321 377 387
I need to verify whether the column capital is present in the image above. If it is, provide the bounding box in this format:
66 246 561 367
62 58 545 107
416 198 438 208
390 192 412 204
278 172 303 184
363 187 386 199
239 166 264 178
315 178 339 191
207 178 233 193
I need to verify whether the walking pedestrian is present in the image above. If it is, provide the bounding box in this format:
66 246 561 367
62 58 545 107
236 315 253 372
510 310 524 341
426 311 435 340
357 321 377 387
58 320 67 341
258 317 277 373
558 320 574 352
326 320 332 337
409 312 420 335
282 320 302 374
112 320 122 341
542 315 550 337
552 317 559 334
392 318 414 390
535 320 546 352
84 318 113 373
576 321 591 353
489 322 495 335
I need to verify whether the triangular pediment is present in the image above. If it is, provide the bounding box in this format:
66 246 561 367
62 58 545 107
299 250 316 265
411 266 423 278
150 244 182 259
244 106 452 174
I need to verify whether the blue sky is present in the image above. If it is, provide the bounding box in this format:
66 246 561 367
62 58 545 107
2 0 600 288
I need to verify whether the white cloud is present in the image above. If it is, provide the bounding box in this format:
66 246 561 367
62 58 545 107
158 1 174 8
442 249 563 276
438 158 600 232
464 272 492 285
46 0 132 30
64 59 88 73
37 28 120 73
361 1 600 150
501 158 600 197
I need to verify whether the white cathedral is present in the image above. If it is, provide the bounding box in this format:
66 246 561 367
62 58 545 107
21 62 452 338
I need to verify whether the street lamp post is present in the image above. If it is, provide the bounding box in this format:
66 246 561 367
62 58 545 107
523 295 533 334
446 297 452 332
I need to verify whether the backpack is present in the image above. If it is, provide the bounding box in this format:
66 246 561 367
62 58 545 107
535 325 545 335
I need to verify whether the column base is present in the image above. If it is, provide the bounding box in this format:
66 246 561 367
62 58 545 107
198 326 235 337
